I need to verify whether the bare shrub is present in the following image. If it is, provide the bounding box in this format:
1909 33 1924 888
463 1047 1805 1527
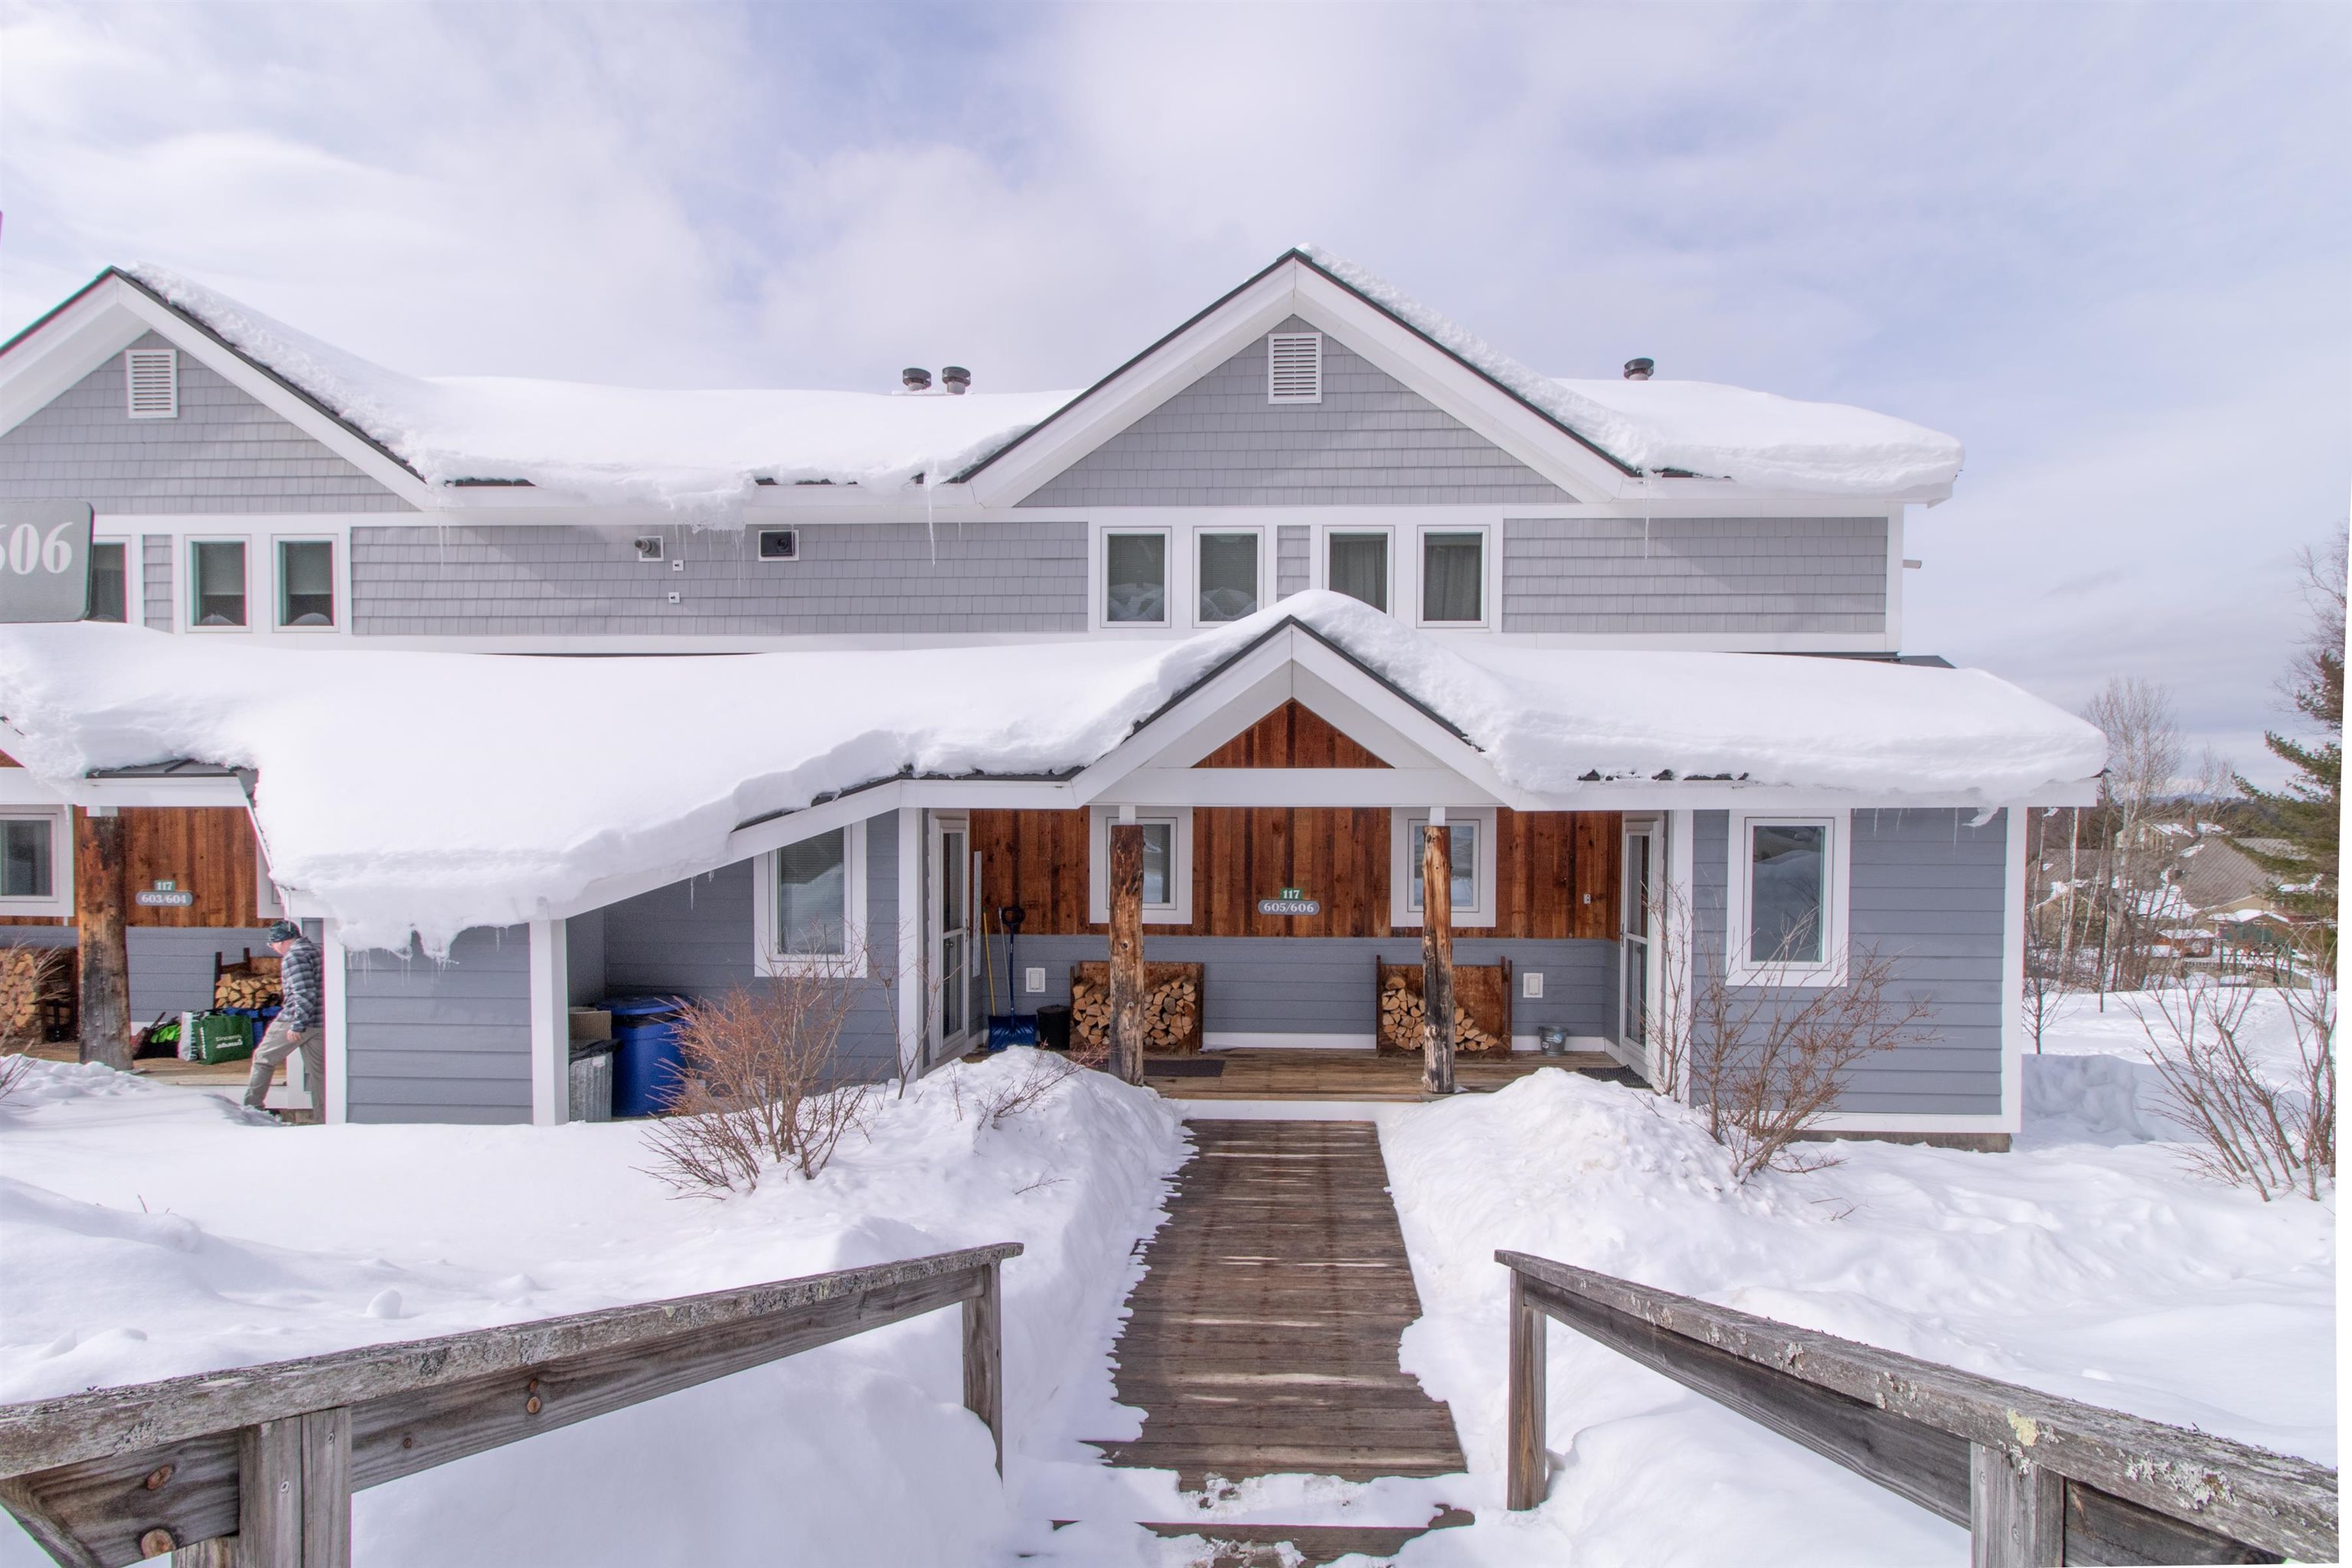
2137 964 2334 1201
0 945 68 1106
970 1050 1083 1129
1692 946 1931 1182
640 963 876 1196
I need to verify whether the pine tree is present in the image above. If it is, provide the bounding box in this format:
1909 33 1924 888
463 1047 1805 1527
2235 536 2344 931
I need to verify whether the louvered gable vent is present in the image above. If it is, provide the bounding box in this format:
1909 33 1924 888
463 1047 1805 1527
1266 331 1322 404
124 348 178 419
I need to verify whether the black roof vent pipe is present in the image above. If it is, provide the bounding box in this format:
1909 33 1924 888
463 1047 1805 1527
941 365 971 394
902 367 933 392
1622 358 1655 381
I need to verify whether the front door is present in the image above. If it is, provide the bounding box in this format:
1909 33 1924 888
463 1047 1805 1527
931 815 972 1055
1620 820 1658 1069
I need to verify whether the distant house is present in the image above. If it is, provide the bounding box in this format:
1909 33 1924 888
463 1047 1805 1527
0 249 2104 1147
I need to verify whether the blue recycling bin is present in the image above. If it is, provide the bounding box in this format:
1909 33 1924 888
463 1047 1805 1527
605 995 690 1117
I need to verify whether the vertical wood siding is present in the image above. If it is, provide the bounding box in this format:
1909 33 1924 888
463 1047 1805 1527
0 805 261 929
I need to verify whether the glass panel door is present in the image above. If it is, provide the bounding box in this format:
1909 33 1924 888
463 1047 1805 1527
933 818 971 1048
1621 823 1655 1057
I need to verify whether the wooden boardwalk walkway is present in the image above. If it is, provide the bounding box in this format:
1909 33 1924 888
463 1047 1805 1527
1089 1119 1467 1488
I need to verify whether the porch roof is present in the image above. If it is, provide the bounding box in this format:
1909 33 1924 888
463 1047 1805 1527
0 595 2102 949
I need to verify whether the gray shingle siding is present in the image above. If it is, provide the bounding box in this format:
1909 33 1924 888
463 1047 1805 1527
598 813 904 1080
988 934 1617 1041
1276 525 1312 598
348 521 1085 637
0 926 293 1018
1018 316 1571 508
345 924 533 1124
142 534 174 629
1503 516 1888 635
1694 807 2007 1116
0 332 412 515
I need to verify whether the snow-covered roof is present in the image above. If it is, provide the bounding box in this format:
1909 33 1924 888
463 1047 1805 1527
120 266 1075 511
1297 250 1964 494
0 596 2099 951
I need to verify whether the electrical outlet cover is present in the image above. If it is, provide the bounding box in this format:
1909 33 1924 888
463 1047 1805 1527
1523 971 1544 998
1025 966 1045 994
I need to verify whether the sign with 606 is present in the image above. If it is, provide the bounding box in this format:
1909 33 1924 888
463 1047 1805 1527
0 501 95 624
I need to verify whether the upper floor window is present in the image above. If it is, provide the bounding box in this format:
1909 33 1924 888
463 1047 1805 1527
1420 531 1485 623
190 540 247 629
1725 812 1851 986
125 348 178 419
277 539 336 628
84 541 127 622
1197 531 1259 623
1105 530 1168 625
1266 332 1321 404
1328 531 1389 612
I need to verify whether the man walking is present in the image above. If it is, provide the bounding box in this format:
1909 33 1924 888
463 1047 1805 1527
244 920 324 1119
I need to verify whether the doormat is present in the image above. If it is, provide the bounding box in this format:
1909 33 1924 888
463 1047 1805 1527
1144 1059 1226 1078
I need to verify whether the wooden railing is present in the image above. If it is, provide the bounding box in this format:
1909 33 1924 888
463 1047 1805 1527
0 1242 1021 1567
1498 1250 2335 1566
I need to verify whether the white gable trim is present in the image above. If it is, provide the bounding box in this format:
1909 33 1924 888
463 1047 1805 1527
0 275 436 510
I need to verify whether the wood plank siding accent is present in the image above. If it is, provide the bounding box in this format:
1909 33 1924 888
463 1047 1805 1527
1193 700 1388 768
0 806 262 929
973 805 1620 940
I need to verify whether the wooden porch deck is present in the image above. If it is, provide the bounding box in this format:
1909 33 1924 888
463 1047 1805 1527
1141 1047 1634 1102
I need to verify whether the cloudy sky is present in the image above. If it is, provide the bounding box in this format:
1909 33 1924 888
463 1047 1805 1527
5 2 2345 779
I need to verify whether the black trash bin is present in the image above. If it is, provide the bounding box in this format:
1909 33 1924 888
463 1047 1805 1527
1036 1003 1072 1051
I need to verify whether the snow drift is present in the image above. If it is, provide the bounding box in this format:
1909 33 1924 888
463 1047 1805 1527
0 594 2102 950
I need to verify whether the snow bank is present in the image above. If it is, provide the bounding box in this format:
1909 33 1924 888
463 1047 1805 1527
0 1051 1187 1568
1304 247 1965 494
0 596 2102 949
1376 1057 2332 1563
126 265 1072 510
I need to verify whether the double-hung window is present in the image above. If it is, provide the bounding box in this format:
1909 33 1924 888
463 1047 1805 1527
277 539 336 629
189 540 247 629
1725 812 1851 985
755 822 867 975
1104 531 1168 626
1326 531 1389 612
1196 531 1260 623
1089 808 1193 925
1389 807 1497 927
1419 530 1485 624
83 541 128 622
0 809 70 915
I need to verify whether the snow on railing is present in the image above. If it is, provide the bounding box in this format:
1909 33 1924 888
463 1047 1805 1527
1496 1249 2334 1566
0 1242 1021 1566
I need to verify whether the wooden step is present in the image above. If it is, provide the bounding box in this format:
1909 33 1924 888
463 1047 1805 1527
1137 1509 1475 1567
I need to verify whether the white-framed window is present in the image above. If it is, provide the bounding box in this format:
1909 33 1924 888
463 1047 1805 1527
84 537 130 623
0 808 71 915
754 821 868 975
1088 807 1194 926
125 348 178 419
1388 806 1498 928
188 537 249 629
1102 529 1171 627
1323 526 1392 613
1416 525 1490 626
1723 811 1851 987
1194 528 1263 625
1266 331 1322 403
273 537 338 629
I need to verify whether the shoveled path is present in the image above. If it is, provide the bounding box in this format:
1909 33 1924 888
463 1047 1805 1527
1087 1119 1468 1560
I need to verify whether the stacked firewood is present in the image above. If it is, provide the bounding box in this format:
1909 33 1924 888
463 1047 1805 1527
215 956 282 1011
1378 973 1501 1054
0 946 66 1037
1070 975 1199 1052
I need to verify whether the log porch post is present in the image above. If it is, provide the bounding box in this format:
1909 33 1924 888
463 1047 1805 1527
75 806 132 1071
1108 812 1146 1085
1420 808 1456 1095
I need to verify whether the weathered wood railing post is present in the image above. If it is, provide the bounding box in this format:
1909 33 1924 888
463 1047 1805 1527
962 1256 1005 1474
1504 1269 1547 1511
1108 814 1146 1086
1419 811 1456 1096
1969 1443 2060 1568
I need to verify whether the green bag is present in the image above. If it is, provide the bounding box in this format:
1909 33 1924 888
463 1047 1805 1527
184 1011 254 1065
